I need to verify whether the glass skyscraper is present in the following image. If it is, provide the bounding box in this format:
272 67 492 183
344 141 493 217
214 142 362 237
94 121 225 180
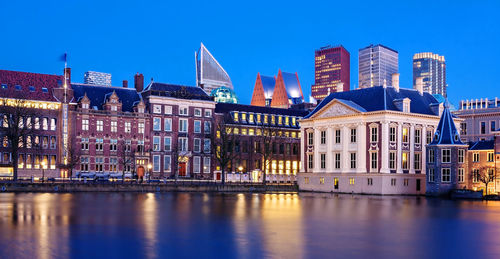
413 52 447 97
84 71 112 86
195 43 233 95
358 44 398 88
311 45 350 101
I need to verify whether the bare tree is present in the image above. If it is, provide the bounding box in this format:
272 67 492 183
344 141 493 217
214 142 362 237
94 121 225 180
0 98 39 181
58 143 80 178
255 123 280 185
119 139 135 182
474 166 498 195
211 116 239 184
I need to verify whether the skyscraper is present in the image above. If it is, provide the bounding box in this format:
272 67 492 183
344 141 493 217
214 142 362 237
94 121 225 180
84 71 112 86
311 45 350 101
358 44 398 88
413 52 447 97
195 42 233 95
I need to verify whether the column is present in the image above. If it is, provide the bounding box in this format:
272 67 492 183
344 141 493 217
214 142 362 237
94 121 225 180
314 128 320 172
341 126 349 171
422 125 427 175
409 124 415 174
380 121 390 173
327 126 334 172
396 122 402 174
300 128 305 172
357 123 367 173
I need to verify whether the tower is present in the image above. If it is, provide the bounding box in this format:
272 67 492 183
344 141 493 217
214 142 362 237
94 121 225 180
358 44 398 88
311 45 350 101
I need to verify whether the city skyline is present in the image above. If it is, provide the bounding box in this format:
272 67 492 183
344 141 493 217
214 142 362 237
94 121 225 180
1 0 499 107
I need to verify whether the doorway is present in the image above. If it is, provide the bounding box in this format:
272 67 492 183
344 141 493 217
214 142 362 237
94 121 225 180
179 162 187 177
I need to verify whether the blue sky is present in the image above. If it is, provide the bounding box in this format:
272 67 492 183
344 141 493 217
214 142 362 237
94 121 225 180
1 0 499 106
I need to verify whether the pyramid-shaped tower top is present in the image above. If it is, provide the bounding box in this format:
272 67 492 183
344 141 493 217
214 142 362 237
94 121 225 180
430 103 465 145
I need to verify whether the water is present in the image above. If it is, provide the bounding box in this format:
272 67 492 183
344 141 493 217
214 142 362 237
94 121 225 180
0 192 499 259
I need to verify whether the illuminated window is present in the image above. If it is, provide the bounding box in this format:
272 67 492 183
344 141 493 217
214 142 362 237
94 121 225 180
256 114 261 123
402 152 409 169
304 177 310 184
96 120 103 131
249 114 254 123
111 121 117 132
233 112 239 122
349 178 355 185
402 128 409 143
319 177 325 185
82 119 89 131
241 113 246 121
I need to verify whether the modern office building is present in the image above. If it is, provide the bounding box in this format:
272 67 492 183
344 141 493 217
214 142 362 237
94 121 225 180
83 71 112 86
453 97 500 142
413 52 447 97
312 45 350 100
358 44 398 88
250 70 304 109
195 42 233 95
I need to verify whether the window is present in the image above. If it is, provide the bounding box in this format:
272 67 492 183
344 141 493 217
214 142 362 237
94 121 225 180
190 156 200 174
442 168 451 182
370 152 378 170
137 140 144 152
153 155 160 172
308 154 314 169
96 120 103 131
442 149 451 163
320 130 326 144
481 122 486 134
204 121 211 134
179 137 188 152
415 129 421 145
164 137 171 151
403 179 409 186
428 149 435 163
350 128 357 143
42 136 48 148
367 178 373 186
389 152 396 169
203 157 210 173
320 153 326 169
349 178 355 185
319 177 325 185
249 114 255 123
414 153 421 170
473 152 480 162
334 153 341 169
111 121 117 132
194 120 201 133
488 152 494 162
95 157 104 172
204 109 212 117
125 122 131 133
179 107 188 115
460 123 467 135
179 119 188 132
42 87 48 93
164 118 172 132
1 84 7 89
194 138 201 152
153 117 161 131
308 132 314 146
164 155 171 172
153 105 162 114
304 177 310 184
50 136 56 149
80 157 89 172
402 128 409 143
164 105 172 114
15 85 22 91
473 169 480 182
110 139 118 151
458 168 465 183
426 130 433 144
34 117 40 129
350 153 356 169
370 127 378 142
153 136 161 151
491 121 496 132
194 108 202 117
335 129 341 144
402 152 409 169
204 139 211 153
42 118 48 130
95 138 103 151
29 86 35 92
403 102 410 113
82 119 89 131
50 118 56 131
391 178 397 186
111 105 117 112
458 149 465 163
390 127 396 142
428 168 435 182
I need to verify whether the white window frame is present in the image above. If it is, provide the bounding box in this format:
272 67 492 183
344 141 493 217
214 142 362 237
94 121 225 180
442 149 451 163
441 168 451 183
193 156 201 173
179 119 188 133
153 136 161 151
153 117 161 131
194 120 202 133
203 157 210 173
164 155 171 172
164 137 171 151
164 118 172 132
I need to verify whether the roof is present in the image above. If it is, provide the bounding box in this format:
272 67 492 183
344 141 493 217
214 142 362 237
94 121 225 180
281 72 303 100
260 75 276 99
430 105 465 145
305 86 439 118
143 82 213 101
468 140 494 150
215 103 309 117
0 70 63 102
359 44 398 53
72 83 141 112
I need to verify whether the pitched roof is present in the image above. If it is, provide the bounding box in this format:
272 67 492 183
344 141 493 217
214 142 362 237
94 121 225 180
0 70 63 102
72 83 141 112
281 72 304 100
468 140 494 150
430 105 465 145
143 82 213 101
260 75 276 99
305 86 439 118
215 103 309 117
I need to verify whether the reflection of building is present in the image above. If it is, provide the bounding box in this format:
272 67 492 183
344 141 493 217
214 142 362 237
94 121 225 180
84 71 112 86
453 97 500 142
210 86 239 104
214 103 308 182
195 42 233 95
298 79 442 195
358 44 398 89
413 52 446 97
250 70 304 109
312 45 350 100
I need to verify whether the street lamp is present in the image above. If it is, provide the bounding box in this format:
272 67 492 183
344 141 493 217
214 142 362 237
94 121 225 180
41 161 46 182
238 166 243 183
147 163 152 182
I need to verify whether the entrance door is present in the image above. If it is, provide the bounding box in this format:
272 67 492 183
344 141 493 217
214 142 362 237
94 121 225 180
137 166 145 179
179 162 186 177
416 179 421 192
216 172 221 181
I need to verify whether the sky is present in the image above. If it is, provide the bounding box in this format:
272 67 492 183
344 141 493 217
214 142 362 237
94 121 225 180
1 0 499 107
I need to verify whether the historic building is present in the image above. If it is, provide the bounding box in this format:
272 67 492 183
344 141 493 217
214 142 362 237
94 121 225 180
297 78 443 195
466 139 499 194
250 70 304 109
214 103 308 182
453 97 500 142
312 45 350 101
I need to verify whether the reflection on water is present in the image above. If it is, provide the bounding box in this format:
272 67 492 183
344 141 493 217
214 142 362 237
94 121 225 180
1 192 500 258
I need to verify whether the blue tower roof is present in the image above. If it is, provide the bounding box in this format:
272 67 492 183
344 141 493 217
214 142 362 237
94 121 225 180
430 104 465 145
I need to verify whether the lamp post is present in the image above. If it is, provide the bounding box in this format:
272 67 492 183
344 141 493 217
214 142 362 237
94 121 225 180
238 166 243 183
147 163 152 183
41 161 46 182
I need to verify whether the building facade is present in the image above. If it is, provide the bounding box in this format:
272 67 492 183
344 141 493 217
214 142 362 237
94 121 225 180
83 71 112 86
297 84 443 195
195 42 233 95
358 44 398 89
453 97 500 142
413 52 446 97
312 45 350 100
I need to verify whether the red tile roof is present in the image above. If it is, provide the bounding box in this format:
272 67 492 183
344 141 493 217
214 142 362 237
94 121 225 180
0 70 63 102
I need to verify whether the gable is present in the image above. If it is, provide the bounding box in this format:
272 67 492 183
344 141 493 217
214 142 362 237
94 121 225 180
311 100 362 119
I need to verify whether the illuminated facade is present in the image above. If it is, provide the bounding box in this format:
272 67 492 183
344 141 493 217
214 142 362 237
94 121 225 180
298 84 443 195
250 70 304 109
413 52 446 97
453 97 500 142
210 86 239 104
195 42 233 95
358 44 398 88
312 45 350 101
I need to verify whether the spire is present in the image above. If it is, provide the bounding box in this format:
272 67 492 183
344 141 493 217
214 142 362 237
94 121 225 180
430 105 465 145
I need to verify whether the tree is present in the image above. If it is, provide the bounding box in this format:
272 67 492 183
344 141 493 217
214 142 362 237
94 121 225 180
58 143 80 178
474 166 497 195
211 116 239 184
0 98 39 181
118 139 135 182
255 123 280 185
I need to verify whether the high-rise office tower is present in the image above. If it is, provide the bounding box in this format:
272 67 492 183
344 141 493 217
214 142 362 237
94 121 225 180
358 44 398 88
84 71 112 86
413 52 447 97
311 45 350 100
195 42 233 95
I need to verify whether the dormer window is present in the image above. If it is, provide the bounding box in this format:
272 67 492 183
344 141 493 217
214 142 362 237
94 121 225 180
434 131 440 141
403 102 410 113
82 103 89 109
241 113 246 121
111 106 117 111
249 114 254 123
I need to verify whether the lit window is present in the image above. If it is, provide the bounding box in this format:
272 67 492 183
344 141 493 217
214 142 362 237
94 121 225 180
111 121 117 132
402 128 408 143
82 119 89 131
96 120 103 131
319 177 325 184
402 152 409 169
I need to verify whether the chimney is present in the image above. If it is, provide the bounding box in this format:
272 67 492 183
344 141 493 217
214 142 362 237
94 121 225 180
392 73 400 92
134 73 144 92
415 77 424 95
64 67 71 86
123 80 128 88
336 82 344 92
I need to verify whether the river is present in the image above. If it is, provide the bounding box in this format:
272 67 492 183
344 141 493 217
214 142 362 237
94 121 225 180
0 192 499 259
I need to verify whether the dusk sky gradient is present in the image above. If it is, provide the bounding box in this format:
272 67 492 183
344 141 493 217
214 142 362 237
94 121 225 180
1 0 499 107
